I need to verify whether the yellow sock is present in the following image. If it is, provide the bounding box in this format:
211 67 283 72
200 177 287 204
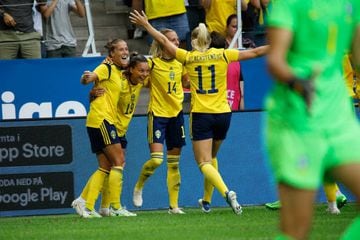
203 157 218 203
85 168 107 211
167 155 180 209
200 162 228 198
100 174 110 209
81 168 109 201
324 182 338 202
80 175 92 200
135 152 163 190
108 166 123 210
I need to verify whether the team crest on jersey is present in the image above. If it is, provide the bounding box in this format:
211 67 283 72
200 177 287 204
296 155 309 170
155 130 161 139
169 67 175 81
110 130 117 139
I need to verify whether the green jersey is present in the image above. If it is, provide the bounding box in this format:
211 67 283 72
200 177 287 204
266 0 360 131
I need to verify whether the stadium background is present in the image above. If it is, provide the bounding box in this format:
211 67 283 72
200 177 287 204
0 57 355 217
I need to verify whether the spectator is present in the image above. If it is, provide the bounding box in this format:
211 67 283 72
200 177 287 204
32 1 46 58
241 0 269 46
132 0 189 49
225 14 245 110
38 0 85 58
200 0 248 37
0 0 42 59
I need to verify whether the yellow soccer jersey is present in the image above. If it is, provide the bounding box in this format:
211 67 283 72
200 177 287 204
147 57 185 117
145 0 186 20
116 73 145 136
86 64 122 128
343 54 355 97
176 48 239 113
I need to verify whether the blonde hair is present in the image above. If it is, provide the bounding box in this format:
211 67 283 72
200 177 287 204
191 23 211 52
149 28 175 58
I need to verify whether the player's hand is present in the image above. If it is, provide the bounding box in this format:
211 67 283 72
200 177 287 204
129 10 148 27
89 87 105 102
287 76 315 113
80 70 94 84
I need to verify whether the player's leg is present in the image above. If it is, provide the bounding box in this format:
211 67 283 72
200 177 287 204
199 157 217 213
82 154 110 218
323 181 340 214
133 114 166 207
331 164 360 239
192 112 241 214
167 149 184 214
279 183 317 239
166 113 186 214
99 137 128 216
265 117 327 238
133 145 163 207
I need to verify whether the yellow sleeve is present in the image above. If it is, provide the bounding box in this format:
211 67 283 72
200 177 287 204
343 54 355 98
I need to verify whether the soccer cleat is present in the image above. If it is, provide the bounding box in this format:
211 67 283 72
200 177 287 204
225 191 242 215
133 189 143 208
336 194 347 209
71 197 85 216
110 207 137 217
265 200 281 210
98 207 110 217
198 199 211 213
327 206 341 215
82 208 102 218
168 207 185 214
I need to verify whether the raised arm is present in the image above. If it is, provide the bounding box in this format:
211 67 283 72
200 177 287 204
238 45 269 61
129 10 178 57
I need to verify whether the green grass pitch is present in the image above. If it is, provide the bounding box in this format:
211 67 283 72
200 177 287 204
0 203 357 240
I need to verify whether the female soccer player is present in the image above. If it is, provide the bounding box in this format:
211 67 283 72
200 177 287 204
73 39 150 218
132 29 189 214
265 1 360 239
130 10 268 214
